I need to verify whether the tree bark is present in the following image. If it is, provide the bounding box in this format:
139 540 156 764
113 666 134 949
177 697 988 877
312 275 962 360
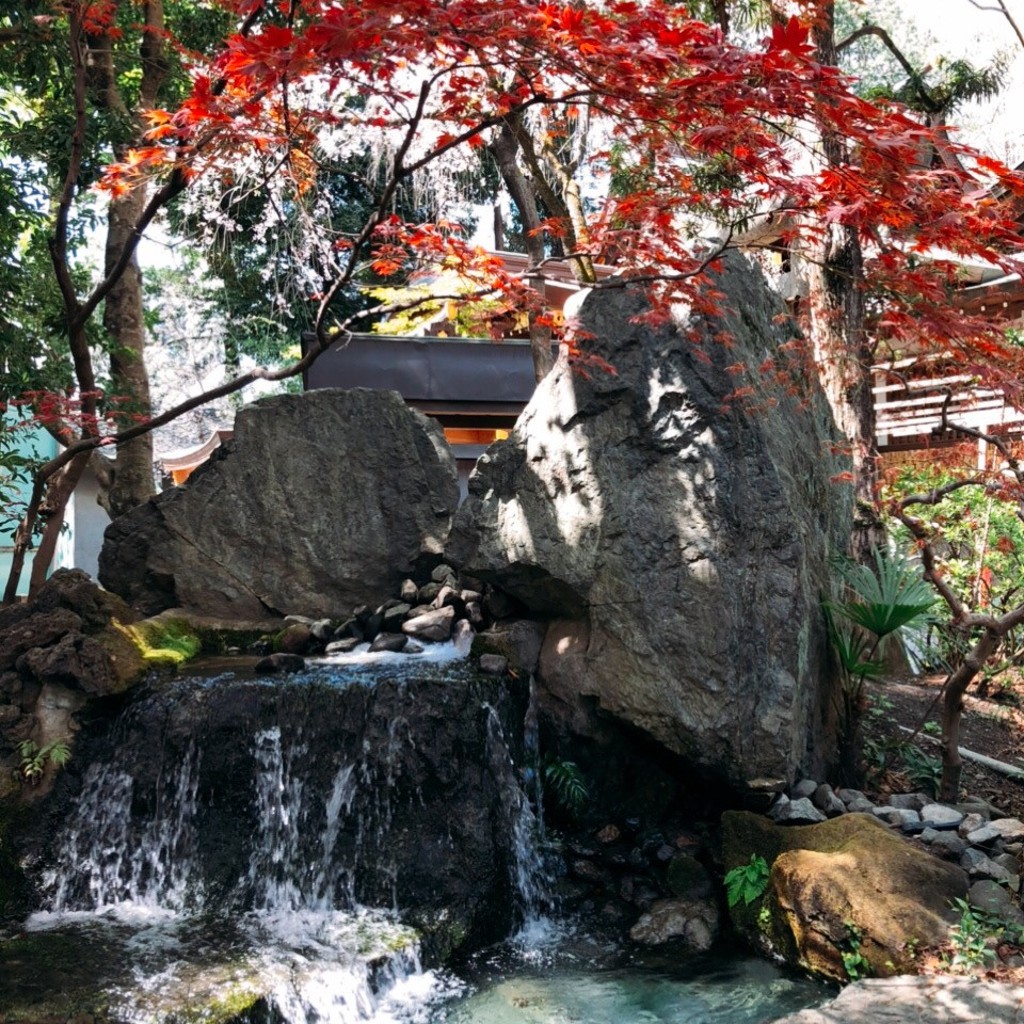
101 181 157 517
806 4 882 562
489 120 555 382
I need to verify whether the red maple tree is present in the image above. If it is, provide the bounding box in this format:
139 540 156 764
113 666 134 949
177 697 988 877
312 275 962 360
6 0 1024 602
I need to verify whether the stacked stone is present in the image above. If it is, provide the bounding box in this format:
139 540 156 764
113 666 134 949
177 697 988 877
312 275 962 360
555 821 720 953
253 563 512 676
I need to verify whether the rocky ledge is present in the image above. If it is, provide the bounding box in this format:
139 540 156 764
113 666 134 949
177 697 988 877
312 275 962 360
774 976 1024 1024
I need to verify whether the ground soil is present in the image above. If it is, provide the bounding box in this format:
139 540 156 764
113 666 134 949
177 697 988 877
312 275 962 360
865 673 1024 820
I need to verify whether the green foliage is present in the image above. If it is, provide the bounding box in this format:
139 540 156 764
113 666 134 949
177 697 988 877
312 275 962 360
946 898 1001 972
542 757 589 820
16 739 70 784
725 854 770 908
829 549 936 642
840 920 871 981
885 461 1024 679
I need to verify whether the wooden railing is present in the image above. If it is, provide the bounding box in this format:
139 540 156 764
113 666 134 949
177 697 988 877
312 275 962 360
873 353 1024 451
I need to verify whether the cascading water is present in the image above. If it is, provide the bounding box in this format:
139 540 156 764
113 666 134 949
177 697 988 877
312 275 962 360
5 649 830 1024
13 652 533 1023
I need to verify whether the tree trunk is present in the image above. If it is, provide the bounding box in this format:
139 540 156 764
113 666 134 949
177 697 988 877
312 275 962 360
101 180 157 518
490 120 555 382
806 5 882 561
939 629 1001 802
27 453 92 596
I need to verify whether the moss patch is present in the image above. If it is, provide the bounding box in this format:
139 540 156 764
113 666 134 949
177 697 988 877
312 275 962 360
114 617 202 671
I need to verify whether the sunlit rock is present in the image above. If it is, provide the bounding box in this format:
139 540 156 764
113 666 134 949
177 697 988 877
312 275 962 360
450 253 850 787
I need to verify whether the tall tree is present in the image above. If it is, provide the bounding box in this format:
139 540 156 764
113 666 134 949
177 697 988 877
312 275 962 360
4 0 1024 601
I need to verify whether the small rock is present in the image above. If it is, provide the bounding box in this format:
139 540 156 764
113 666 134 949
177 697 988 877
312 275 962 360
654 843 676 863
846 796 876 814
283 614 314 626
768 797 826 825
400 578 419 602
460 590 482 605
961 848 1015 884
837 788 867 805
966 824 1002 847
478 653 508 676
417 582 443 604
596 824 621 844
309 619 334 642
959 812 989 837
792 779 818 800
969 879 1024 925
334 618 363 641
382 603 411 633
465 601 485 627
432 585 464 611
628 897 719 951
325 638 360 655
402 605 455 642
926 831 968 860
994 852 1020 874
812 784 846 818
405 641 424 654
431 563 457 585
989 818 1024 843
368 633 408 653
254 653 306 674
920 803 964 829
873 806 920 827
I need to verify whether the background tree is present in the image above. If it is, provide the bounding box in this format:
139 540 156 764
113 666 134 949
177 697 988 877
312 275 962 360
4 0 1024 604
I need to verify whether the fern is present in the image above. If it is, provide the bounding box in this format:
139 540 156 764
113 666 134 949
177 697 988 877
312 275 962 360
543 758 589 819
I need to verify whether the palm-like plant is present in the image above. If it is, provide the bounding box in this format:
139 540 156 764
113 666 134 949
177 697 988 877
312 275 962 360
827 549 936 783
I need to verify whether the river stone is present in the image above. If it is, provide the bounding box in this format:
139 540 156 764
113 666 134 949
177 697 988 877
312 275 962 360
368 632 408 653
722 811 967 982
448 254 849 786
402 606 455 642
770 977 1024 1024
99 389 458 619
920 804 964 829
628 896 719 951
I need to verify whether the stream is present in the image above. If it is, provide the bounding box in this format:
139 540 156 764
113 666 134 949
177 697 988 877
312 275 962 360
1 647 831 1023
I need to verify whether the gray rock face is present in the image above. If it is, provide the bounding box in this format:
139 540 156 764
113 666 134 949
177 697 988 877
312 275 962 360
449 254 849 785
100 389 458 620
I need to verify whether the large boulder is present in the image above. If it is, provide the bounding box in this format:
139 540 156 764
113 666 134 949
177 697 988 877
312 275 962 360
722 811 968 982
100 389 459 619
449 253 850 787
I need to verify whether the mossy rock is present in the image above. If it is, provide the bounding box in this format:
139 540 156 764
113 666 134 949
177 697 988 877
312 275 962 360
721 810 968 983
666 854 713 899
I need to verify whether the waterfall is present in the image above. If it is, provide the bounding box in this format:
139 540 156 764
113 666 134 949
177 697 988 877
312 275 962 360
23 669 534 1022
483 700 551 930
46 739 202 912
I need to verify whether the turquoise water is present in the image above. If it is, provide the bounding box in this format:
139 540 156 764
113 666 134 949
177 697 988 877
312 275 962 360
428 934 830 1024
